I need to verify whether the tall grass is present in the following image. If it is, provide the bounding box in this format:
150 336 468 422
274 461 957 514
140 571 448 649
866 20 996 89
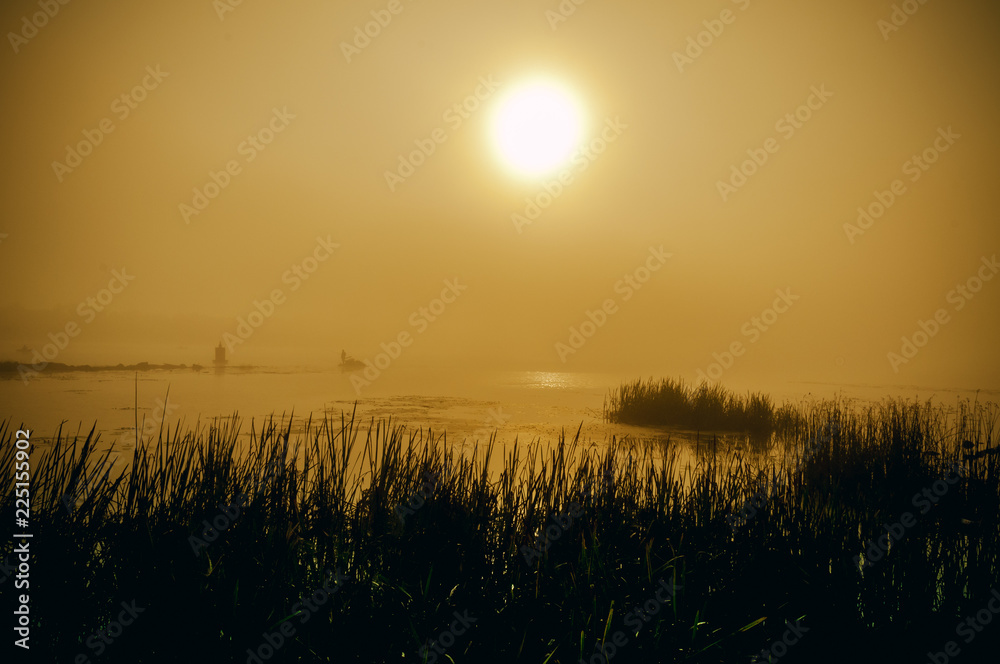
1 396 998 663
603 377 800 434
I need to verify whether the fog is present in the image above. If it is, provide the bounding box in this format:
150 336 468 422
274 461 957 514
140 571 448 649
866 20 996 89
2 0 999 391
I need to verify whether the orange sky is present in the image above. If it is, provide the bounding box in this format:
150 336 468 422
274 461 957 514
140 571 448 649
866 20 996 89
1 0 998 390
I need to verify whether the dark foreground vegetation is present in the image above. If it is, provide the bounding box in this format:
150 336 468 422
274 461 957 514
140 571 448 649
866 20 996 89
604 377 800 434
2 394 999 663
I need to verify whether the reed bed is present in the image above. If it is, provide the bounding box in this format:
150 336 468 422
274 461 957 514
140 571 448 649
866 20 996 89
603 377 801 434
1 396 998 663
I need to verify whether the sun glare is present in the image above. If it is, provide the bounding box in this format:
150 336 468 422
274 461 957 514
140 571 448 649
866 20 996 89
492 80 584 177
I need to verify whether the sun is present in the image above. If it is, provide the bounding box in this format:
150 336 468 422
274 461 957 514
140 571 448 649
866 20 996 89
491 79 584 177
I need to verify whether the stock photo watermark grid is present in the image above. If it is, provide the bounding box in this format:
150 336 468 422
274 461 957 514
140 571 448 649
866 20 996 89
3 0 998 662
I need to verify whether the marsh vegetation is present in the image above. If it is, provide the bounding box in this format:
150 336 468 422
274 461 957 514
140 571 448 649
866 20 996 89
2 390 998 663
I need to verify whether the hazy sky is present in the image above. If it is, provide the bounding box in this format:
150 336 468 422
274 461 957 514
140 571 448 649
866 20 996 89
1 0 998 389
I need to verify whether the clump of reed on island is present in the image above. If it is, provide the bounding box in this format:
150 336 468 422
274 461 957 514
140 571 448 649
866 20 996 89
1 393 998 663
603 377 802 435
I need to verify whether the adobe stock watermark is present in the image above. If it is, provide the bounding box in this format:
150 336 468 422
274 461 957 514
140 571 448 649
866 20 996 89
555 245 671 363
672 0 753 73
245 569 348 664
384 75 502 192
349 278 467 395
521 500 584 565
577 578 682 664
750 618 809 663
7 0 72 54
112 395 180 449
393 465 454 528
878 0 933 41
52 65 170 183
927 588 1000 664
696 288 799 383
340 0 416 63
213 0 247 21
464 406 511 444
188 454 286 553
17 269 136 384
74 600 145 662
59 458 115 515
179 107 295 224
727 420 839 531
716 85 833 202
545 0 589 31
417 609 477 664
221 236 339 354
852 462 965 573
188 492 249 556
886 254 997 373
511 116 627 234
843 127 960 243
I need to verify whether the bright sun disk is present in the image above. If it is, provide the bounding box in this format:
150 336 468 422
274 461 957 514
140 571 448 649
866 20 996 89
492 81 584 177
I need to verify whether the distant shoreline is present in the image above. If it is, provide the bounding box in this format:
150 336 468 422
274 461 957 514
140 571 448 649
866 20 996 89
0 360 221 374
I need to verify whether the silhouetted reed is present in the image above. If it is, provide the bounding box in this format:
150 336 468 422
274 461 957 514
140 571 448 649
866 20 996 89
1 394 998 663
603 377 801 434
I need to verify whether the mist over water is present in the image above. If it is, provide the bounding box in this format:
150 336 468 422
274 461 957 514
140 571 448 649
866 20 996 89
3 1 1000 661
4 364 995 456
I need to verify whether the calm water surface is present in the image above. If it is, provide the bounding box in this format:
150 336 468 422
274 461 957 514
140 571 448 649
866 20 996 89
3 366 995 475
